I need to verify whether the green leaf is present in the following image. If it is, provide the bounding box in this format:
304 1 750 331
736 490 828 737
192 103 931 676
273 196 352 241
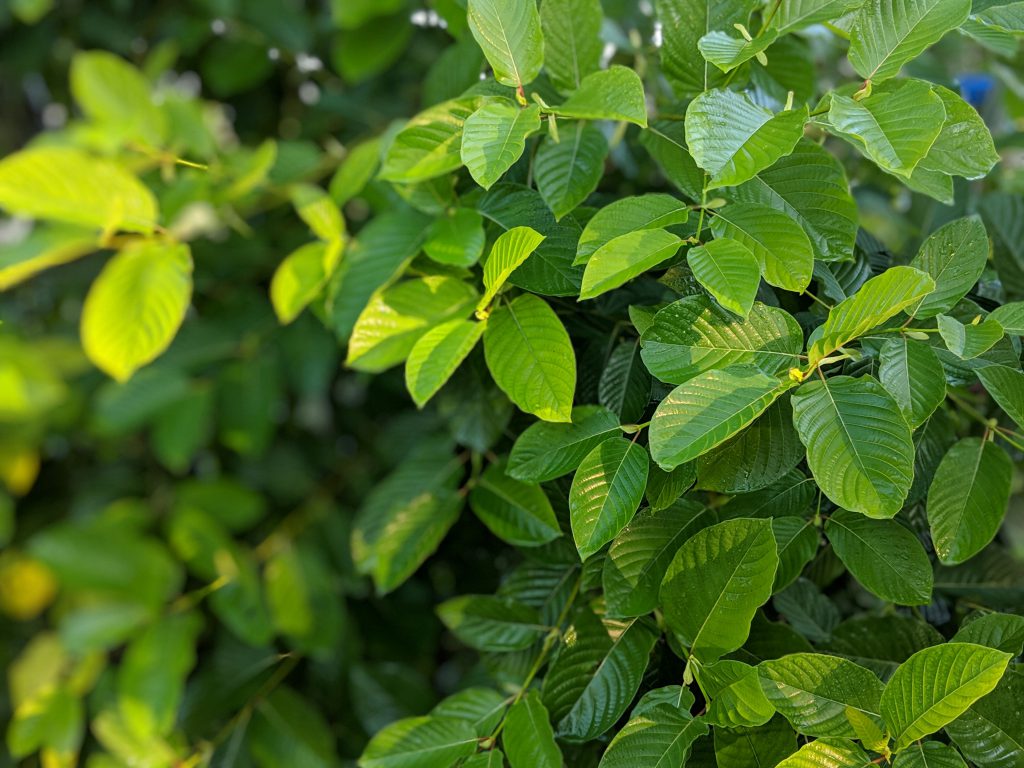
540 0 602 93
775 579 841 644
686 89 807 188
687 237 761 318
951 612 1024 655
656 0 754 98
462 102 542 189
7 685 83 763
772 516 819 591
723 469 816 519
575 194 689 265
710 202 814 292
774 738 873 767
405 319 485 407
431 688 507 737
290 184 345 242
570 438 649 560
478 226 547 310
880 643 1011 751
0 223 98 291
927 437 1012 566
579 229 683 300
248 687 337 768
878 337 946 428
825 79 946 177
603 499 714 617
0 146 158 234
699 28 779 72
503 692 561 768
358 715 478 768
483 293 576 421
646 462 699 511
661 518 779 663
379 97 482 182
330 137 381 205
730 139 858 263
424 208 486 268
714 717 799 768
534 122 609 220
81 240 192 383
825 509 933 605
347 276 479 373
976 365 1024 430
541 611 659 740
893 742 968 768
599 340 652 423
469 459 562 546
808 266 935 366
640 295 804 385
699 659 776 728
467 0 545 88
758 653 885 738
508 405 620 482
71 51 165 146
826 615 943 680
649 365 793 470
918 86 1000 179
437 594 546 651
937 315 1005 359
791 375 915 519
848 0 971 81
550 66 648 127
945 668 1024 768
271 240 343 325
775 0 866 32
599 707 708 768
987 301 1024 335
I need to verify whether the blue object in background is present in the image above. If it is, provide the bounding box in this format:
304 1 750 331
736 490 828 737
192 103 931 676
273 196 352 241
957 73 996 109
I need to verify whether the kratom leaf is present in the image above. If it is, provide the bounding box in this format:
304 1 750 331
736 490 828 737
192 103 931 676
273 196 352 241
758 653 885 738
685 89 807 188
379 97 482 182
791 375 915 519
976 365 1024 430
775 579 842 644
893 742 968 768
649 365 793 470
550 66 648 127
848 0 971 81
951 612 1024 655
776 0 866 32
540 0 602 92
405 319 485 407
944 668 1024 767
710 202 814 292
774 738 873 767
987 301 1024 335
570 438 649 560
699 28 779 72
467 0 545 88
508 405 620 482
599 340 651 423
290 184 345 242
81 240 193 382
0 223 98 291
645 463 699 511
771 516 819 591
825 509 933 605
699 659 776 728
469 459 561 546
478 226 546 310
576 194 689 265
534 122 608 220
71 50 166 146
461 102 542 189
271 240 343 325
880 643 1011 751
936 315 1004 359
483 293 576 422
919 86 1000 179
714 717 799 768
579 229 683 300
359 715 478 768
330 137 381 205
656 0 754 98
927 438 1012 566
661 518 779 663
908 217 990 318
640 295 804 385
687 237 761 318
598 707 708 768
503 693 561 768
437 594 546 651
878 337 946 429
423 208 486 268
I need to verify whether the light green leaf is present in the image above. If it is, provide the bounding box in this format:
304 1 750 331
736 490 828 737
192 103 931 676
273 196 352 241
699 660 776 728
808 266 935 366
290 184 345 242
504 692 561 768
379 97 482 182
791 375 915 519
893 742 968 768
405 319 486 407
977 364 1024 430
909 216 991 318
661 518 778 663
687 237 761 318
570 438 649 560
951 613 1024 655
467 0 545 88
579 229 683 300
0 147 158 234
431 688 508 737
825 509 933 605
927 437 1012 566
878 337 945 429
699 28 779 72
347 276 478 373
919 86 999 179
462 102 542 189
329 137 381 205
535 122 609 220
848 0 971 81
640 295 804 385
710 202 814 292
358 715 478 768
603 499 713 618
656 0 754 98
775 738 873 767
826 79 946 177
81 240 192 383
423 208 486 267
987 301 1024 335
686 89 807 188
437 594 546 651
758 653 885 738
599 707 708 768
508 405 620 482
575 194 689 265
271 240 343 325
483 293 576 422
776 0 866 32
0 223 98 291
71 50 165 146
469 459 561 546
880 643 1011 751
550 66 648 127
937 315 1004 359
730 139 858 263
945 668 1024 768
540 0 602 92
478 226 547 310
650 365 793 470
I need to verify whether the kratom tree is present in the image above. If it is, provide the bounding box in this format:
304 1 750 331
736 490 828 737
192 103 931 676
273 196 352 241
0 0 1023 766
